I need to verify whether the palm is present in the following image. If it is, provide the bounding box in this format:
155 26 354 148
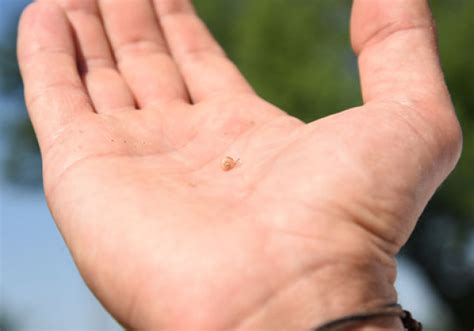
19 0 461 329
40 95 438 328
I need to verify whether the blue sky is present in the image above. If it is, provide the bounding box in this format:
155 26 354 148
0 0 451 329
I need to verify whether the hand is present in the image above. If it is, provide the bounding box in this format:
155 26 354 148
18 0 462 329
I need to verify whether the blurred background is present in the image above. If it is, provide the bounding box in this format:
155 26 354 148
1 0 473 330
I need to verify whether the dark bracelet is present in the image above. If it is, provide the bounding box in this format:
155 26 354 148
312 303 422 331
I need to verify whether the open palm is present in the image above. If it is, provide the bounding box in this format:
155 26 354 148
18 0 461 330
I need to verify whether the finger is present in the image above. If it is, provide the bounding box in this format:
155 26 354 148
154 0 254 103
99 0 188 108
18 2 93 148
46 0 135 113
351 0 452 109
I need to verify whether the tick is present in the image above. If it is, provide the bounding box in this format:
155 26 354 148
221 156 240 171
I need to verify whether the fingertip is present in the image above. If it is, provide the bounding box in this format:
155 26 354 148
18 1 72 62
19 1 64 31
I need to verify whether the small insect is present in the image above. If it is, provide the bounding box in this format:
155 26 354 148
221 156 240 171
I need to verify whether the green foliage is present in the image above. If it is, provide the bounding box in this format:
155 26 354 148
4 118 42 186
0 6 21 93
195 0 359 122
429 0 474 219
0 46 21 93
0 311 17 331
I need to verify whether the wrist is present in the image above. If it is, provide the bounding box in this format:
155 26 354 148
237 256 403 331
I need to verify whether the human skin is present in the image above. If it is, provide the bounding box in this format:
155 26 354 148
17 0 462 330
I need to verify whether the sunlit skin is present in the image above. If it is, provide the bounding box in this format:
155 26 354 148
18 0 462 330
